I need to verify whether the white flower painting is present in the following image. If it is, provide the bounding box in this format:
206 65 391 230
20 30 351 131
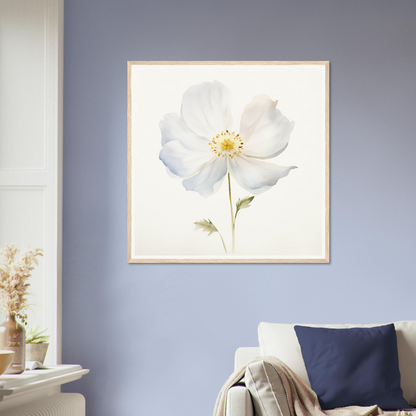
128 62 329 263
159 80 297 253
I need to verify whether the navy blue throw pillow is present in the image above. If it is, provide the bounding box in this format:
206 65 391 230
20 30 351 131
294 324 409 410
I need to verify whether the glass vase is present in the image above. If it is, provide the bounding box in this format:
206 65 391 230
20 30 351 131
0 315 26 374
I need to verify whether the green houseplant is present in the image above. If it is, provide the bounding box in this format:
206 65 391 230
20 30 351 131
25 326 50 364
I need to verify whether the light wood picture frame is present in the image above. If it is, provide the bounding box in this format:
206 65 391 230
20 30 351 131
128 61 329 263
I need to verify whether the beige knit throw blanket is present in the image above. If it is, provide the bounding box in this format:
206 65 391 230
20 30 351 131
213 356 411 416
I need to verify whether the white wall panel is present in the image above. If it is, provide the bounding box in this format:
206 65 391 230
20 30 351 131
0 1 46 169
0 187 46 328
0 187 45 245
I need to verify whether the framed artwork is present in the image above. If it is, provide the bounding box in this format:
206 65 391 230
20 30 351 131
128 61 329 263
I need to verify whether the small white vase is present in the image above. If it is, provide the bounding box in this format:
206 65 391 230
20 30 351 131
26 343 49 364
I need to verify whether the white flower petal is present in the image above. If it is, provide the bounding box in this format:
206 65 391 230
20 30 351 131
159 141 214 178
181 80 233 139
239 95 295 159
160 113 210 152
165 166 181 179
212 175 226 195
183 156 227 198
228 154 297 195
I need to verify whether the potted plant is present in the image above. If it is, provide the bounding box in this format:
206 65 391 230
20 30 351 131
25 326 50 364
0 244 43 373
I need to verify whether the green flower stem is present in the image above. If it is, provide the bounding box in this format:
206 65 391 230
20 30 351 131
218 232 227 254
228 173 235 253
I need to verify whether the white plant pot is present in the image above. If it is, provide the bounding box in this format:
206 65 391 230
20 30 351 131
26 343 49 364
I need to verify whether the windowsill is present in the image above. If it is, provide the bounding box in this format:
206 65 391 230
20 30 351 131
0 364 89 404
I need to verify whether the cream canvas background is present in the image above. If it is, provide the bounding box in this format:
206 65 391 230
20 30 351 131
129 63 327 260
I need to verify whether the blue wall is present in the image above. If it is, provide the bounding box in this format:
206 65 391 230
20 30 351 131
62 1 416 415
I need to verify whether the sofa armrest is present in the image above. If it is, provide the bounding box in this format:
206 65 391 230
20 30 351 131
226 385 254 416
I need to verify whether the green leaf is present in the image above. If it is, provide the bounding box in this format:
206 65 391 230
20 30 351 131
25 326 50 344
235 196 255 219
194 219 219 237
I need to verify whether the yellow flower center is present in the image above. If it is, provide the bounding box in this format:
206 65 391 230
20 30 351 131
208 131 243 158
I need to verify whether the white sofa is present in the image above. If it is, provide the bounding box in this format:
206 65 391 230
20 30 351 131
226 322 416 416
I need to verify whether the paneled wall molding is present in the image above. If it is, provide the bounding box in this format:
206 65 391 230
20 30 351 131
0 0 63 364
0 173 50 186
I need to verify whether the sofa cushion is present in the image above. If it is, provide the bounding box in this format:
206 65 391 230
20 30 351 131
294 324 409 410
258 321 416 405
235 347 262 371
245 361 291 416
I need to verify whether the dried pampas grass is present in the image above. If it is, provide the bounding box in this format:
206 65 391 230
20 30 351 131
0 244 43 323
